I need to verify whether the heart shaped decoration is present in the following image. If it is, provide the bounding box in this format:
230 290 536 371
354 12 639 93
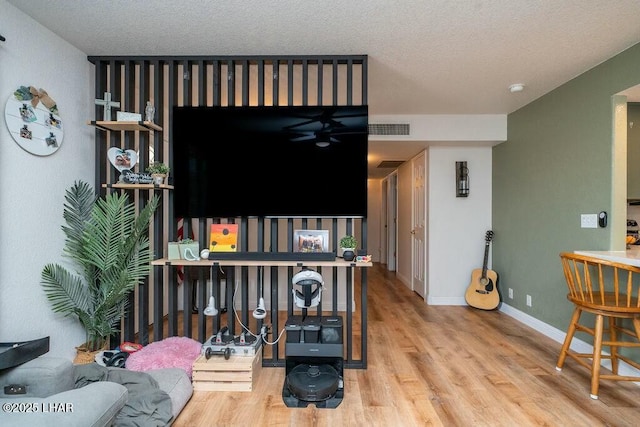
107 147 138 171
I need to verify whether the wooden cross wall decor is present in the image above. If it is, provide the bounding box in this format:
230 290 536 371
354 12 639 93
95 92 120 121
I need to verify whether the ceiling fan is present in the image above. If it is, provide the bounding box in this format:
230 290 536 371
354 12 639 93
284 107 366 147
290 122 340 147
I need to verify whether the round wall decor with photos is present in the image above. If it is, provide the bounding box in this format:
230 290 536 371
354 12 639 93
4 86 63 156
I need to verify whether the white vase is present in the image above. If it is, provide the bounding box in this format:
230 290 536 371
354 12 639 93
151 173 166 185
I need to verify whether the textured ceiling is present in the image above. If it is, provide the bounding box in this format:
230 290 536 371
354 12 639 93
7 0 640 177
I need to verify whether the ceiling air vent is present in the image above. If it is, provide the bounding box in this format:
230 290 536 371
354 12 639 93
368 123 410 136
377 160 405 169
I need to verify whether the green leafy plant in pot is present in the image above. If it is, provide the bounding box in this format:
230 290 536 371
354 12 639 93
339 235 358 261
41 181 160 354
146 161 169 185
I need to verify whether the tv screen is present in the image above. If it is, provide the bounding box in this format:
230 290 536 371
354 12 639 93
172 105 368 218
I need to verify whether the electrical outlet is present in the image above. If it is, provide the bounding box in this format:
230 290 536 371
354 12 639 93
581 214 598 229
526 295 532 307
508 288 513 299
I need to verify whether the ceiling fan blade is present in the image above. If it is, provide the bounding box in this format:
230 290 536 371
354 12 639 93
326 119 347 129
290 134 316 142
284 119 318 131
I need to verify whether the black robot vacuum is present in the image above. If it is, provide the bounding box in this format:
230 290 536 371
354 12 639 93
285 363 340 402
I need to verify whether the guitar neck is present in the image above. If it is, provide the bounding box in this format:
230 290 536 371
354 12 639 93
481 241 490 278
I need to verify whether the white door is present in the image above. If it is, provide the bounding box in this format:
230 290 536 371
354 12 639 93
381 177 389 267
387 173 398 271
411 152 427 298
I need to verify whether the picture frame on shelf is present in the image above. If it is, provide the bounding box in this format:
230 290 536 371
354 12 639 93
293 229 329 253
209 223 239 252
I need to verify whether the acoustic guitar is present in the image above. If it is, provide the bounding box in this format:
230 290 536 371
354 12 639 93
465 230 500 310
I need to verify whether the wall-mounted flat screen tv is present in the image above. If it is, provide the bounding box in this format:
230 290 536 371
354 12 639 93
172 104 368 219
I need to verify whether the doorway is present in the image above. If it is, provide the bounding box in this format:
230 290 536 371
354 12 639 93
411 151 427 299
382 173 398 271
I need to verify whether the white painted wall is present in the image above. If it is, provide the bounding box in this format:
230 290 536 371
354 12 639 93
0 1 94 359
427 146 492 304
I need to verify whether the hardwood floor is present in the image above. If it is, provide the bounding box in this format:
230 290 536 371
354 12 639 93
173 263 640 426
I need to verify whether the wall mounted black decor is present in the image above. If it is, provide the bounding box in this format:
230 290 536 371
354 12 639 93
456 161 469 197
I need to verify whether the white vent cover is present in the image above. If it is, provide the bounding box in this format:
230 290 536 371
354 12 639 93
368 123 410 136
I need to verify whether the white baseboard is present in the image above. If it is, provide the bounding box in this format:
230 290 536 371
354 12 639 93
499 302 640 380
427 296 466 305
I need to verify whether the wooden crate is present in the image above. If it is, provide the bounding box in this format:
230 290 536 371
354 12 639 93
192 351 262 392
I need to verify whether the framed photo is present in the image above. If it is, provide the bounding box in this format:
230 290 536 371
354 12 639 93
294 229 329 253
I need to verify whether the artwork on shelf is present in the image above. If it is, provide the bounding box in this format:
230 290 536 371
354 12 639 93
294 229 329 253
5 85 64 156
145 101 155 122
107 147 138 171
209 224 239 252
119 170 153 184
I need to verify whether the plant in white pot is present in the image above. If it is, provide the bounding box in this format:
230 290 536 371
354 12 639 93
41 181 160 360
339 235 358 261
146 161 169 185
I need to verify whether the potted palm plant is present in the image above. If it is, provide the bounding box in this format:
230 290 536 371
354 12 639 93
41 181 160 361
146 161 169 185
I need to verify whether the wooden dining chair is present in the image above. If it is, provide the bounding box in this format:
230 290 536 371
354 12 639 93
556 252 640 399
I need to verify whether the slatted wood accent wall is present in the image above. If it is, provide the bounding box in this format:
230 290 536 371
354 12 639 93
88 55 369 368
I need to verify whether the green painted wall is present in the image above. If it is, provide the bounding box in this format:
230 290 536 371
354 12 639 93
493 42 640 332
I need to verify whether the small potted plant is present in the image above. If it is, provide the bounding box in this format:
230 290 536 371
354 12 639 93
339 235 357 261
178 238 200 261
146 161 169 185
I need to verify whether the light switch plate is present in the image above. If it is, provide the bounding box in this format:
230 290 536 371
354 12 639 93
581 214 598 229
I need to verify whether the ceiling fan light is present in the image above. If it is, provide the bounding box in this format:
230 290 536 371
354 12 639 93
315 141 330 148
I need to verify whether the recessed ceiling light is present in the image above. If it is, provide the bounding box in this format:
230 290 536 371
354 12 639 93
509 83 525 93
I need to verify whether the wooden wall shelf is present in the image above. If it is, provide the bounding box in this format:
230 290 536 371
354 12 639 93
102 183 173 190
151 257 372 268
88 120 162 132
